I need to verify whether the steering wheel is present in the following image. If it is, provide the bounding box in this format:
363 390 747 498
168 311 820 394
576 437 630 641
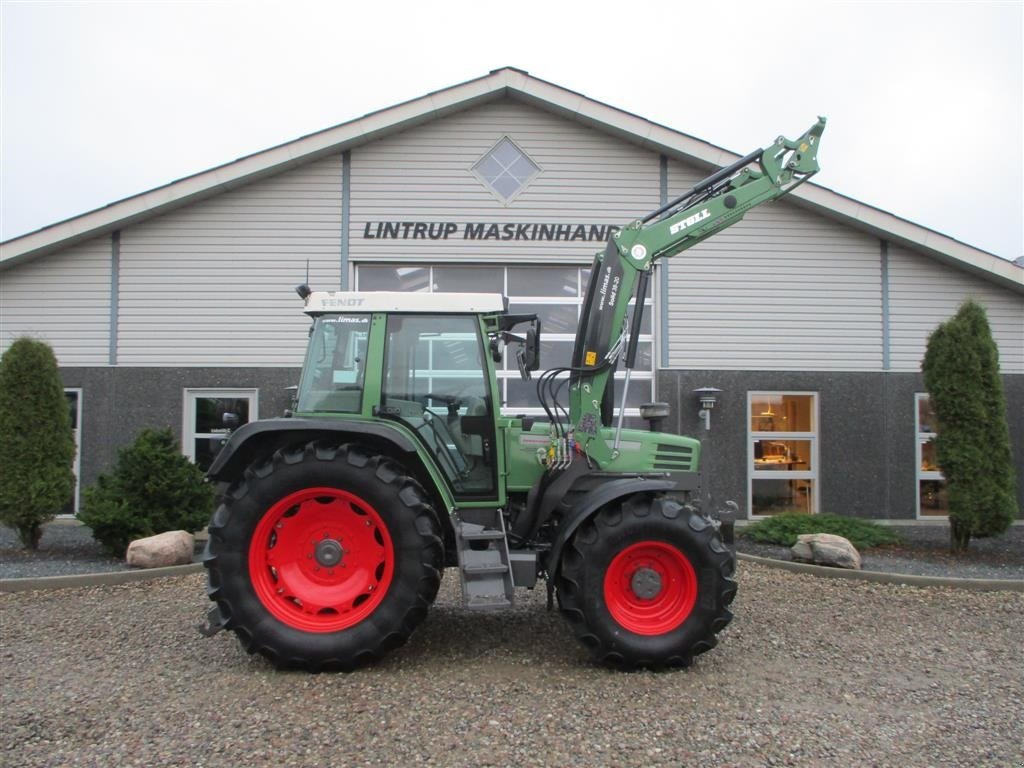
422 388 473 418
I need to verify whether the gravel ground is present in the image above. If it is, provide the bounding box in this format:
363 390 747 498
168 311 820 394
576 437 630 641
5 521 1021 581
2 565 1023 767
0 522 203 579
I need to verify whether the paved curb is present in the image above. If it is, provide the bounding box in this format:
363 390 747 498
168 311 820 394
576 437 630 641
0 562 204 593
738 552 1024 592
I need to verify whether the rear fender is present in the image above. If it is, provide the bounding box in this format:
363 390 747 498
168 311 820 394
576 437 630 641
207 417 463 567
206 417 419 485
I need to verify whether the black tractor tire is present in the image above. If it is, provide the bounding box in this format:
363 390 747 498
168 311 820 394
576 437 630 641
204 441 443 671
556 494 736 669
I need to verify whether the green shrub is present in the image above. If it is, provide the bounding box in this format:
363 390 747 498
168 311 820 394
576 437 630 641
0 338 76 549
922 300 1018 552
79 428 214 557
741 513 900 550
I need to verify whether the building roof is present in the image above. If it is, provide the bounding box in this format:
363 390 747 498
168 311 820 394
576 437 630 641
2 67 1022 294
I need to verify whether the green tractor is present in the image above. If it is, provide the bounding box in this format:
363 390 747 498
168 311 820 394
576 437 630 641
200 119 826 670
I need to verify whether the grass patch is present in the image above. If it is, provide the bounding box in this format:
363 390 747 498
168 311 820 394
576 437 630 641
741 513 901 549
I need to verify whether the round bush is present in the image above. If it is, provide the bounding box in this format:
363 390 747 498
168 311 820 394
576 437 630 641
79 428 214 557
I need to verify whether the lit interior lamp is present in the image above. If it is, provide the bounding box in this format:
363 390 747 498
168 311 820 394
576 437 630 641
693 387 723 431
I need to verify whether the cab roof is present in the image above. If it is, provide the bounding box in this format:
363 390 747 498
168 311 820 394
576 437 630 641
304 291 507 316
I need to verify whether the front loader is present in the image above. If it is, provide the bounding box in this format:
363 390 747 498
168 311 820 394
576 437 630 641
200 118 826 670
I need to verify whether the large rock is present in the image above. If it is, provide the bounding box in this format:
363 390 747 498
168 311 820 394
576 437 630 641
790 533 861 570
126 530 195 568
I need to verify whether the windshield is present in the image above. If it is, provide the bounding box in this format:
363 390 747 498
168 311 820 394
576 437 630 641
296 314 370 413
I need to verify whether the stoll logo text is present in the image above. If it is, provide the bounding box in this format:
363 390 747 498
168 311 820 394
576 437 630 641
668 208 710 235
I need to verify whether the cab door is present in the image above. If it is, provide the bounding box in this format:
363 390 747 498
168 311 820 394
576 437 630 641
381 314 499 501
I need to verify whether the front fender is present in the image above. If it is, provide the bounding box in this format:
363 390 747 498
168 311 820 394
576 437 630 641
206 417 418 483
544 476 685 602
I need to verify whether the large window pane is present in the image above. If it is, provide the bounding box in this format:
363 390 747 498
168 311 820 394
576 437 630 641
383 314 494 497
195 397 250 434
617 378 654 408
752 479 814 515
506 377 543 408
297 316 369 413
750 394 814 433
916 394 946 519
753 439 813 471
920 439 939 472
918 397 938 434
65 391 79 430
62 390 81 515
633 342 653 369
919 480 948 516
359 266 430 292
539 340 574 370
508 266 578 297
628 301 653 335
433 266 503 293
431 337 483 371
508 303 578 334
185 389 257 471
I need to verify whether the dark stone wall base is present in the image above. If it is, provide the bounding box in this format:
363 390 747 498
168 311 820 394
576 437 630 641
60 367 300 488
656 369 1023 520
61 366 1022 521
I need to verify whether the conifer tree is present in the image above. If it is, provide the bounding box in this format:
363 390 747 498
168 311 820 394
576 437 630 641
0 338 76 549
922 300 1018 552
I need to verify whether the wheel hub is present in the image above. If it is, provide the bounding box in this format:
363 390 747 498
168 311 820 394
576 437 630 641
248 487 394 633
630 567 662 600
314 538 344 568
603 540 698 636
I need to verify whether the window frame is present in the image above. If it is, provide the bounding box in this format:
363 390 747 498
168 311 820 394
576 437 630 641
747 391 819 518
183 388 259 470
470 136 542 204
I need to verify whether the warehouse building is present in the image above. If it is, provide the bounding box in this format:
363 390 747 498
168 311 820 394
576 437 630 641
2 68 1022 520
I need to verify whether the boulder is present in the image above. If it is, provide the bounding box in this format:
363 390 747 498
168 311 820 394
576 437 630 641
790 533 861 570
126 530 195 568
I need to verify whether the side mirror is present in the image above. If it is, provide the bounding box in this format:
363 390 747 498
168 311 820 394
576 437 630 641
516 325 540 380
222 412 240 430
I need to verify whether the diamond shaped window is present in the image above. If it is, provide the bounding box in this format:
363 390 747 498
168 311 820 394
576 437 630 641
472 137 540 202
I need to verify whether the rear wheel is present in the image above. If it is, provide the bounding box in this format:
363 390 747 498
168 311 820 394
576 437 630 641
204 442 443 671
556 495 736 668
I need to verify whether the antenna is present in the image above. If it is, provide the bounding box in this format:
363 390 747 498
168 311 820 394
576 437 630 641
295 259 312 300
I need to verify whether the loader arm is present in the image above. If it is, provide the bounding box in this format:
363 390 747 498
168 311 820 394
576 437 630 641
552 118 826 467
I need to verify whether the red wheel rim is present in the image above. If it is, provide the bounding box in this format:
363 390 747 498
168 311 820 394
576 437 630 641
248 487 394 633
603 541 697 635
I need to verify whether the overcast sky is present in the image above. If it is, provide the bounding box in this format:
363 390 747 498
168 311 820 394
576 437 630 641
2 1 1022 261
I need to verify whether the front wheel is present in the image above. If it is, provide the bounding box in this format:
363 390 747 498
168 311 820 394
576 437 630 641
556 495 736 668
204 442 443 671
